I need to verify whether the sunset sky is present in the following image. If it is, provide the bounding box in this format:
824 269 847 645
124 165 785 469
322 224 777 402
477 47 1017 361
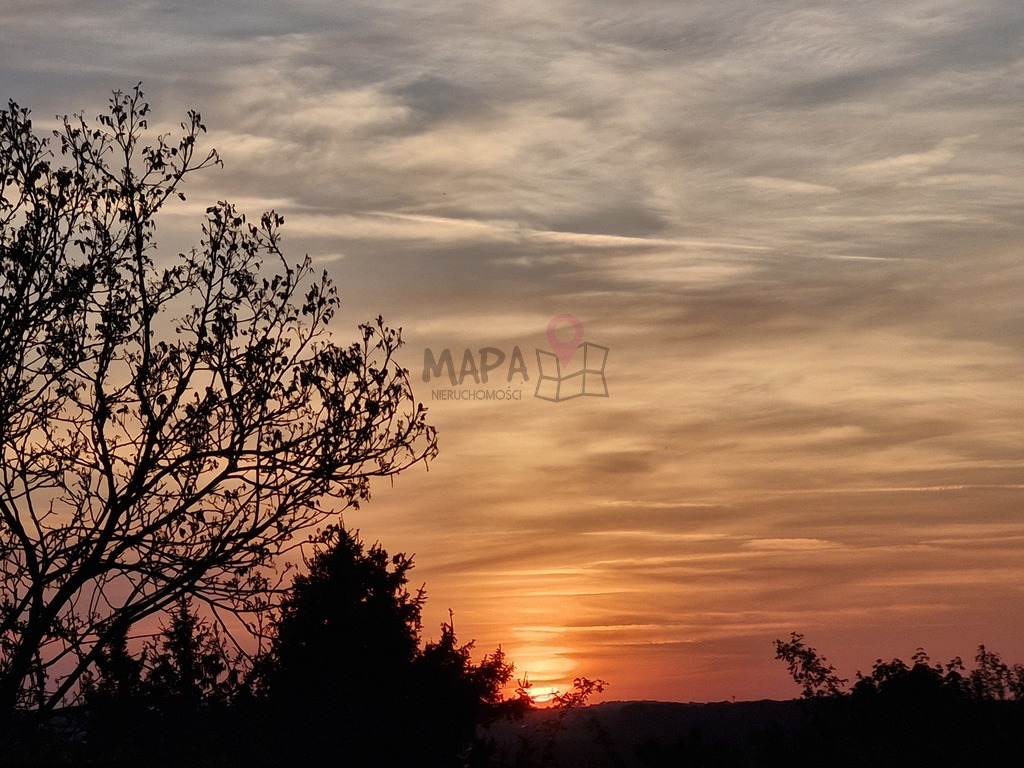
3 0 1024 702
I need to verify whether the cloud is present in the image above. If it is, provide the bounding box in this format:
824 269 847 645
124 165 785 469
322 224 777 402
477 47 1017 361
4 0 1024 703
849 137 970 183
742 538 842 551
743 177 841 195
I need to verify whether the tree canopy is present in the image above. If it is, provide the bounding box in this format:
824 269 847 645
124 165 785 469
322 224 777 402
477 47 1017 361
69 527 520 768
0 85 437 716
259 526 519 767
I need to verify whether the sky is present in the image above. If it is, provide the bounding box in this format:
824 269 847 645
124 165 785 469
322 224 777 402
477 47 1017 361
2 0 1024 702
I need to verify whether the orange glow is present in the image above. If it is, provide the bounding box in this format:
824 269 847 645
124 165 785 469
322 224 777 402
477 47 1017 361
526 686 561 706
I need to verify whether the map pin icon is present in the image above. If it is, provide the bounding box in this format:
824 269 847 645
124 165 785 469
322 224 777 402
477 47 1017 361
547 314 584 366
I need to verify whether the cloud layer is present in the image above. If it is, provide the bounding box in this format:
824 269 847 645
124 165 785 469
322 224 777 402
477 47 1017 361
3 0 1024 701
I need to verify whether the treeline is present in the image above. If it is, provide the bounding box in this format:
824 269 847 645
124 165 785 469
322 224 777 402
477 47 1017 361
3 528 530 768
638 634 1024 768
759 633 1024 768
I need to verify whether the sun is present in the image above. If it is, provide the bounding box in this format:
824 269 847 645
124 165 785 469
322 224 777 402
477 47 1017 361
527 686 561 706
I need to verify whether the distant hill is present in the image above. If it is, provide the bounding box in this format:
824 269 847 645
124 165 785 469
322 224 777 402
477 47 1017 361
479 699 805 768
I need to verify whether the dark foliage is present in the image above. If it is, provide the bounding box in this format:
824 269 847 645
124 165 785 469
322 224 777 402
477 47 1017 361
762 635 1024 768
254 526 524 768
2 528 527 767
0 85 436 718
72 599 241 766
773 632 846 698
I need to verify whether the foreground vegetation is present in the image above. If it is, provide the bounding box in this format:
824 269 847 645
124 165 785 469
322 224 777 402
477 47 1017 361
3 527 529 767
0 85 436 717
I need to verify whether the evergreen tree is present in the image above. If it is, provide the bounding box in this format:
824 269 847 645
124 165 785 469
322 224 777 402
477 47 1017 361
259 526 518 767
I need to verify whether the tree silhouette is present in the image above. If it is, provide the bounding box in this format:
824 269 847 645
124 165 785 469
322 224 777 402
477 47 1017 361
0 86 437 717
142 597 238 709
258 526 518 767
82 623 145 709
773 635 1024 768
414 617 526 764
82 599 241 765
264 526 423 704
773 632 846 698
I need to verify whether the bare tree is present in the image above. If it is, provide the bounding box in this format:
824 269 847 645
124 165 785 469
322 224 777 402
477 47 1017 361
0 86 437 715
